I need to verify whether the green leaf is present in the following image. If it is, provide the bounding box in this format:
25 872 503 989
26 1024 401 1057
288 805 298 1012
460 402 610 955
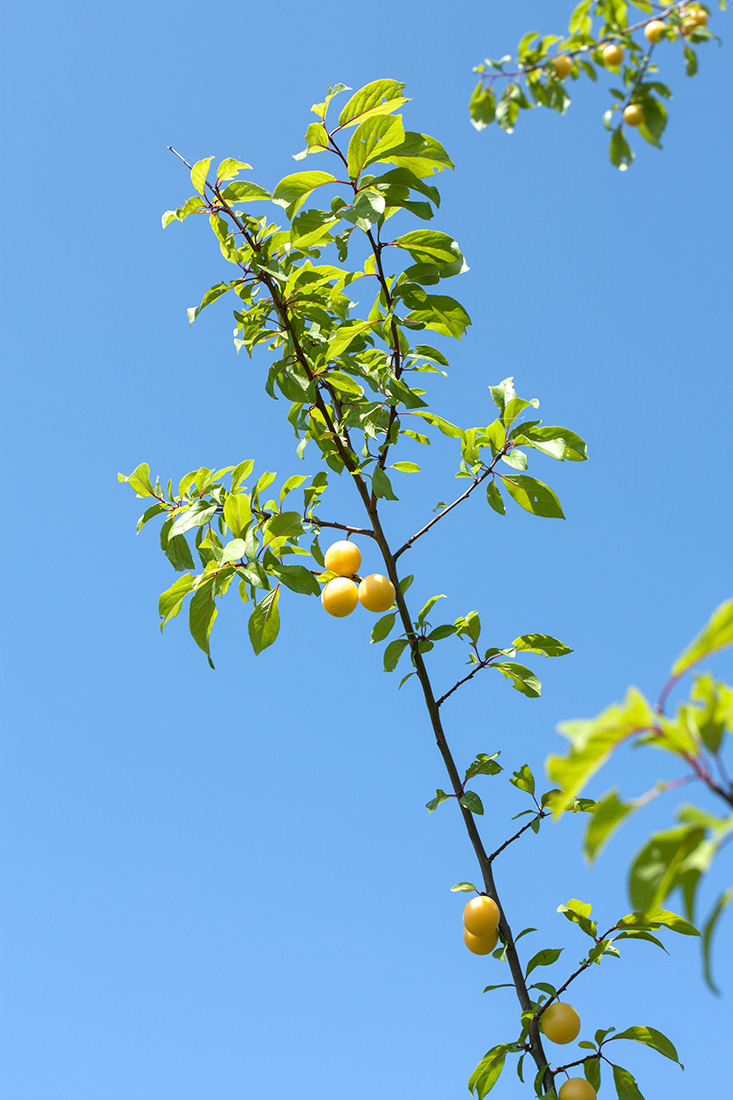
501 475 564 519
393 230 466 274
426 788 451 813
347 114 405 178
223 492 252 538
264 511 304 540
219 180 272 203
515 424 588 462
690 673 733 755
324 369 364 396
469 83 496 130
584 790 635 862
158 574 194 630
486 480 505 515
511 764 535 795
418 594 446 624
216 157 252 181
190 156 213 195
118 461 155 497
611 1064 645 1100
490 662 542 699
513 633 572 658
672 599 733 676
610 128 634 171
548 688 656 814
380 131 454 175
384 637 408 671
169 500 218 539
684 44 698 76
585 1057 601 1092
464 753 502 781
484 983 514 993
248 588 280 655
268 562 320 596
459 790 484 815
272 171 336 219
404 292 471 339
136 502 167 533
392 461 421 473
219 538 247 565
337 79 409 129
525 947 563 976
325 318 379 361
372 467 399 501
468 1046 508 1099
611 1026 682 1067
702 886 733 994
189 582 217 668
451 882 478 893
160 519 195 573
371 613 396 643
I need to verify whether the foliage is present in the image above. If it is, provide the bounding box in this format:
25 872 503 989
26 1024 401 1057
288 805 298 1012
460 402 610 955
548 600 733 991
469 1 726 169
120 77 727 1098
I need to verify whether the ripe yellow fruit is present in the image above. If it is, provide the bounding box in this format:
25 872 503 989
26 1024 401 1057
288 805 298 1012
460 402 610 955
462 895 500 937
602 43 624 66
552 55 573 79
686 7 708 27
623 103 644 126
357 574 396 613
558 1079 597 1100
541 1002 581 1044
324 540 361 577
463 926 499 955
321 577 358 617
645 19 666 42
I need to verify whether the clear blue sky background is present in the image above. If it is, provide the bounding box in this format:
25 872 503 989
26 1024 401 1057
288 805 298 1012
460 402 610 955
2 2 731 1098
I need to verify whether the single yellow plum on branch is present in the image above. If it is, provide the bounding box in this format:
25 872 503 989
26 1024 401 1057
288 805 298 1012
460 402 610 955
645 19 666 42
602 43 624 66
540 1002 581 1044
558 1078 597 1100
321 577 359 617
552 54 573 78
324 540 361 577
463 894 500 936
358 574 396 613
463 926 499 955
623 103 644 126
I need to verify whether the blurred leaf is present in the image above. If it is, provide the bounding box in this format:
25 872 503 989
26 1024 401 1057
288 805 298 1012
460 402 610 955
585 790 635 862
470 83 496 130
548 688 655 814
629 825 706 912
702 886 733 994
672 599 733 676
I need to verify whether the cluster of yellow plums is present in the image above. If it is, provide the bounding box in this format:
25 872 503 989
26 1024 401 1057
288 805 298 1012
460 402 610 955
463 895 596 1100
320 541 396 617
550 7 709 128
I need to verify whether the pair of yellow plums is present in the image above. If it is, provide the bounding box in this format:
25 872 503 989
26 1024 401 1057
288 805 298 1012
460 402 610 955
320 541 396 617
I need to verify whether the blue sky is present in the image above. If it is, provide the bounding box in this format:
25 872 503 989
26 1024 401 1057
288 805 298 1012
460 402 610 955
2 2 731 1098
